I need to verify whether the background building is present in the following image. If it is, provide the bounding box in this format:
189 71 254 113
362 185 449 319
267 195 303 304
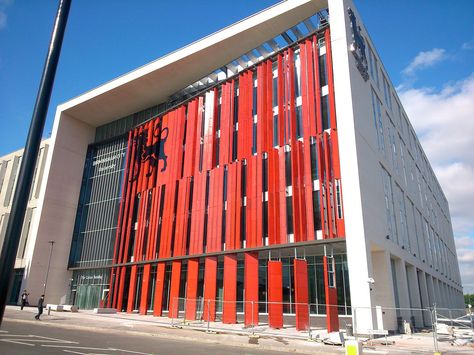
0 139 50 305
5 0 462 332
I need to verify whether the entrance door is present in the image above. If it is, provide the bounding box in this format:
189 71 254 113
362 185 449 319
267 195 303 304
76 285 101 309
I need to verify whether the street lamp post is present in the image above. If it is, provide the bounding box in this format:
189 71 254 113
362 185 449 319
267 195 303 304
0 0 71 326
43 241 55 296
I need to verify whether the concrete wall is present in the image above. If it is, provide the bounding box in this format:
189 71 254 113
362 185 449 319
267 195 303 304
25 111 95 305
329 0 464 331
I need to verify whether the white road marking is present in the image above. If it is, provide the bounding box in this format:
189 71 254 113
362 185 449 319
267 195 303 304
43 345 117 351
62 350 88 355
1 339 35 346
108 348 152 354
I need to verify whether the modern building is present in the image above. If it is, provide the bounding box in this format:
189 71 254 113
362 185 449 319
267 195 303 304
11 0 463 333
0 139 51 305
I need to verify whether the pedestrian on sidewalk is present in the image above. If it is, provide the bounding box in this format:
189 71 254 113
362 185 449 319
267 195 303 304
20 290 29 310
35 295 44 320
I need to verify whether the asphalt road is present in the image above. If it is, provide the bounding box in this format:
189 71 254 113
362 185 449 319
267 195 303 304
0 320 290 355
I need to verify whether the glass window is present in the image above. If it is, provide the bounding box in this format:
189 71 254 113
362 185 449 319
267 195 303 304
371 89 385 153
321 95 330 131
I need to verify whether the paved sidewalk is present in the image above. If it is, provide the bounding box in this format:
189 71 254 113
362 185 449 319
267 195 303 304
3 306 342 354
4 306 474 354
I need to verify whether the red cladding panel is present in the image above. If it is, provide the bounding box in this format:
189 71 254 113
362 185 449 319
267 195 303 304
173 178 191 256
189 172 206 255
267 260 283 329
168 261 182 318
244 252 259 326
303 139 315 240
225 163 237 250
277 55 285 146
312 35 323 135
139 264 151 315
222 255 237 324
127 265 138 313
293 259 309 331
183 99 198 177
185 259 199 320
323 256 339 332
220 82 231 165
203 257 217 322
277 147 287 244
153 263 166 316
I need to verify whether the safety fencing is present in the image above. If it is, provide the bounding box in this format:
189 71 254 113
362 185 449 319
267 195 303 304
352 305 474 354
168 297 351 338
165 298 473 352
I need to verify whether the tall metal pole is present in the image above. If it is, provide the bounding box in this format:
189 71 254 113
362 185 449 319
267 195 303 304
43 241 55 295
0 0 72 326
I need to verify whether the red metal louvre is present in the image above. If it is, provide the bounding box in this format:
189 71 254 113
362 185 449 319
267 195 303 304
312 35 323 135
139 263 151 314
203 257 217 322
317 136 328 239
323 132 336 239
237 71 253 160
255 155 263 247
225 162 238 250
277 54 285 146
159 182 177 258
153 263 166 316
189 171 206 255
267 148 280 246
302 138 315 240
291 141 307 242
185 259 199 320
168 260 182 318
277 146 287 244
183 99 198 177
323 255 339 332
220 82 231 165
206 167 223 253
244 252 259 326
267 260 283 329
173 177 191 256
300 40 317 137
293 259 309 331
127 265 138 313
222 255 237 324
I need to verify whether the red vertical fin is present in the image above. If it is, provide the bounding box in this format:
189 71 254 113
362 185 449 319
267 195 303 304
268 260 283 329
203 257 217 322
185 259 199 320
153 263 166 316
244 252 259 327
222 255 237 324
168 260 182 318
293 259 309 331
324 255 339 332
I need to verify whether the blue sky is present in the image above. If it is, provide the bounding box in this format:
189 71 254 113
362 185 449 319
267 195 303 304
0 1 473 293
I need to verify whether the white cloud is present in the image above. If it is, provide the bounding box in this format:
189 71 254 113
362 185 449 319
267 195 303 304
455 236 474 249
398 73 474 293
402 48 446 76
0 11 6 29
462 40 474 50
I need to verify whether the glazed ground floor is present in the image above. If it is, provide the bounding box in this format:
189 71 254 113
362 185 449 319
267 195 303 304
71 243 348 331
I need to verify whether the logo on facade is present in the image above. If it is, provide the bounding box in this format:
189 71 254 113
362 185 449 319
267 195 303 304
347 7 369 81
131 123 169 181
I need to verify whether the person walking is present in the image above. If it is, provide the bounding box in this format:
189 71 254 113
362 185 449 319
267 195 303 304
35 295 45 320
20 290 29 310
